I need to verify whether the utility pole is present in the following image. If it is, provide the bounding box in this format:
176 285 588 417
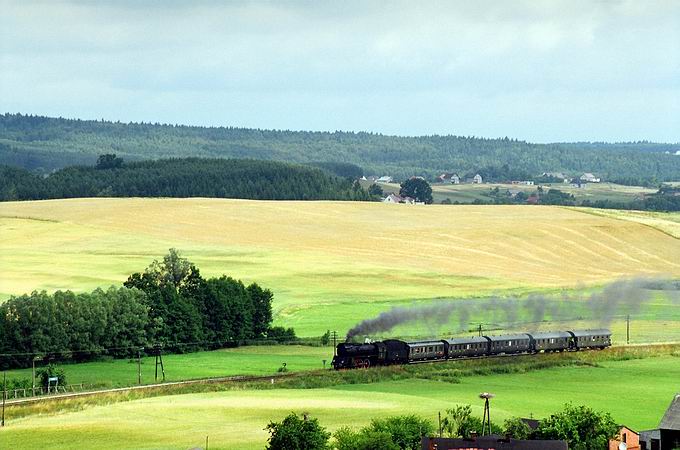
331 331 338 356
626 315 630 344
154 344 165 382
479 392 495 436
478 324 483 337
2 371 6 427
438 411 442 437
137 348 143 385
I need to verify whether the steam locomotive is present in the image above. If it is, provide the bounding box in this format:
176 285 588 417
332 329 611 369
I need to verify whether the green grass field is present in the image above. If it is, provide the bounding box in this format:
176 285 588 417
2 198 679 337
2 346 333 388
2 349 678 449
373 180 658 205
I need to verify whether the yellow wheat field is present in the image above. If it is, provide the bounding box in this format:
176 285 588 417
1 198 679 334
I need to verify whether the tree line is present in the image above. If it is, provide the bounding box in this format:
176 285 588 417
2 113 678 183
264 403 618 450
0 250 288 369
0 156 371 202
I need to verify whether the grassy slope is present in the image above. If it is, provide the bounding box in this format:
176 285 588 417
3 346 332 388
373 180 658 205
1 199 679 336
2 353 678 449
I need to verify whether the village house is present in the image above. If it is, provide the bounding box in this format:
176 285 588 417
382 194 415 204
511 180 534 186
542 172 569 182
421 436 567 450
580 172 601 183
450 174 460 184
610 426 640 450
472 174 483 184
376 175 393 183
640 393 680 450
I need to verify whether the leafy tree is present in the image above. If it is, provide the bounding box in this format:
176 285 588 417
368 183 384 197
36 364 67 389
503 417 531 440
266 326 297 343
320 330 331 346
95 153 124 169
334 426 399 450
368 415 433 450
247 283 273 337
399 177 433 204
442 405 501 438
265 412 330 450
535 404 619 450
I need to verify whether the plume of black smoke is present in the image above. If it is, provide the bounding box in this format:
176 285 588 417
344 277 680 341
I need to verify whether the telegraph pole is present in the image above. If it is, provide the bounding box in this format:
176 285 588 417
2 371 6 427
626 315 630 344
331 331 338 356
154 344 165 382
137 348 143 385
478 324 483 337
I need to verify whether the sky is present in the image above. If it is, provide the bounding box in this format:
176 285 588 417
1 0 679 143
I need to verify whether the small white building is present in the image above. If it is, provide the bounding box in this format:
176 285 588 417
580 173 601 183
376 176 393 183
472 174 483 184
382 193 402 203
382 194 415 204
450 174 460 184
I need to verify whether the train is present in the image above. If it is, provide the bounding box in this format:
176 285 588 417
331 329 611 369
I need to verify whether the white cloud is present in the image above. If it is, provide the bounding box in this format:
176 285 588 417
1 0 678 141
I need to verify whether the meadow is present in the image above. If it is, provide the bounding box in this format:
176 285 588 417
2 346 678 449
373 180 658 205
2 198 679 337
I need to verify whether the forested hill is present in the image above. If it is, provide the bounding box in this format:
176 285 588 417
0 158 370 201
1 113 679 183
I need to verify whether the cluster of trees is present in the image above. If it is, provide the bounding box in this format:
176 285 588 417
2 113 679 183
480 185 680 211
264 404 618 450
399 177 433 204
0 250 283 369
0 157 371 202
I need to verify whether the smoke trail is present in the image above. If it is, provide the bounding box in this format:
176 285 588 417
344 277 680 341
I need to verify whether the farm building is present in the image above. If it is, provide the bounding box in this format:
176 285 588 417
640 394 680 450
382 194 415 204
421 436 567 450
580 172 601 183
609 426 640 450
473 174 483 184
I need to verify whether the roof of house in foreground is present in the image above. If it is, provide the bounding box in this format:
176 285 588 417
660 394 680 430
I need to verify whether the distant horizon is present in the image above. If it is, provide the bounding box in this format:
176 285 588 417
6 111 680 146
2 1 679 143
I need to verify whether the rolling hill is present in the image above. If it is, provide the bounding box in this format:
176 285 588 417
1 198 679 336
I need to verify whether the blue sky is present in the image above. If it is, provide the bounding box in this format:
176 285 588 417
1 0 679 142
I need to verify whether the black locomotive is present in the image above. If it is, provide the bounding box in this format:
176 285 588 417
332 329 611 369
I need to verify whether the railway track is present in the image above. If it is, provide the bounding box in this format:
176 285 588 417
4 371 301 406
5 342 673 407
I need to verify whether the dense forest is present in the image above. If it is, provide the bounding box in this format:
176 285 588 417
0 250 293 369
1 113 679 183
0 156 371 201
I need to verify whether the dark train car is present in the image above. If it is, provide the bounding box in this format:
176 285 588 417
487 334 532 355
567 329 611 350
444 336 490 358
528 331 572 352
383 339 410 365
407 340 446 362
